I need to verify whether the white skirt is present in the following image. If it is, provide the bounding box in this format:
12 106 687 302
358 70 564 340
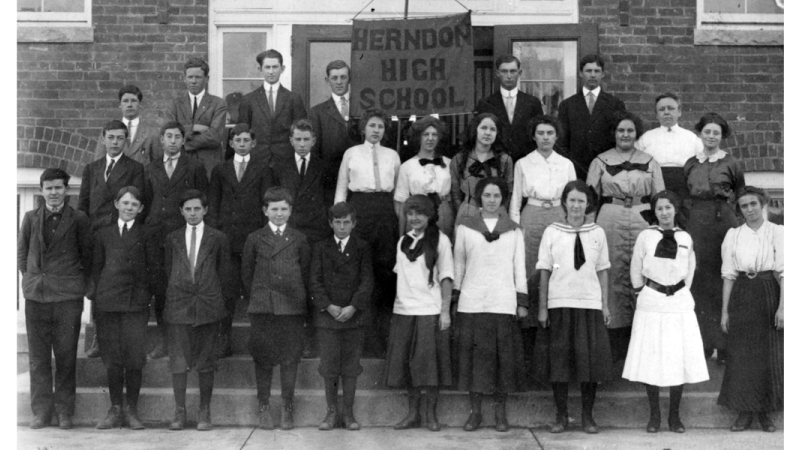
622 285 709 386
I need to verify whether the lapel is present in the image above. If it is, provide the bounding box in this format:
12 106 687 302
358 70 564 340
168 154 190 187
40 206 75 250
106 155 129 186
221 159 240 189
180 94 194 123
589 90 609 123
512 93 530 126
323 97 347 128
332 237 355 270
194 227 216 271
237 158 261 190
173 227 192 272
254 85 271 120
121 221 142 252
263 226 296 258
298 156 321 196
151 156 170 186
194 94 214 124
273 85 289 118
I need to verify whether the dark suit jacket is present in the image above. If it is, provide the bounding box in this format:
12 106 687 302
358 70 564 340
144 153 209 235
238 84 307 163
90 221 164 312
271 156 330 243
78 155 145 231
166 92 228 170
94 118 162 166
310 236 373 329
308 97 361 200
476 91 544 162
557 90 626 180
18 205 93 302
241 226 311 316
207 158 271 253
164 224 233 326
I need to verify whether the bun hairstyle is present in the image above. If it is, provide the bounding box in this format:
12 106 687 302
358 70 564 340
734 185 769 216
403 195 440 287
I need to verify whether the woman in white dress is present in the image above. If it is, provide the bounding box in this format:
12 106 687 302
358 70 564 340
623 190 709 433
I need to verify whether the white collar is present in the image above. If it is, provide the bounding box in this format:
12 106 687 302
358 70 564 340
582 86 601 97
363 141 380 150
123 117 140 126
335 235 350 247
268 222 285 233
295 152 310 163
234 154 250 164
106 153 122 165
530 150 557 163
697 149 727 163
163 152 181 163
118 218 135 230
186 221 205 232
46 204 64 213
500 86 518 98
331 91 350 103
264 81 281 92
189 90 206 102
659 124 680 132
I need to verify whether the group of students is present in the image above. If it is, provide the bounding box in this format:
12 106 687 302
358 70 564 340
18 50 782 435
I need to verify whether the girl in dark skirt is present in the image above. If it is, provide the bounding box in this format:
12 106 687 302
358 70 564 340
452 177 529 432
719 186 783 432
385 195 454 432
535 180 614 434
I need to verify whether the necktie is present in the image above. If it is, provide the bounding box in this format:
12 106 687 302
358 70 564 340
126 120 133 144
574 232 586 270
340 97 348 119
299 157 307 178
654 229 678 259
165 157 175 179
121 223 128 237
586 92 596 114
237 159 246 182
192 96 198 121
105 159 115 181
275 227 282 237
189 226 197 281
371 145 383 191
338 240 344 253
268 86 275 114
504 95 514 122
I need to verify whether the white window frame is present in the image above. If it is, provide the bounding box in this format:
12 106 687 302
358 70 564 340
210 26 273 100
694 0 782 45
17 0 93 43
696 0 783 28
17 0 92 23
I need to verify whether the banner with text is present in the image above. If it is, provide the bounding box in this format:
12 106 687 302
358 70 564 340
350 12 474 117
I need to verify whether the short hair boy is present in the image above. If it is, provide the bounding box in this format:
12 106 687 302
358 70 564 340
310 202 374 430
163 189 233 431
95 85 162 165
241 186 311 430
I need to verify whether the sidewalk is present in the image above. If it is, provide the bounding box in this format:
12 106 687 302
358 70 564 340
16 426 784 450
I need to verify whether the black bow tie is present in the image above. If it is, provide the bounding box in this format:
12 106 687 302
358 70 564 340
605 160 650 177
468 157 501 178
419 157 445 168
400 235 425 261
654 229 678 259
482 231 500 242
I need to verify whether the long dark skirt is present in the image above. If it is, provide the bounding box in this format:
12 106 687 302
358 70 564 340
686 199 738 352
453 312 527 394
534 308 614 383
718 274 783 412
384 314 452 388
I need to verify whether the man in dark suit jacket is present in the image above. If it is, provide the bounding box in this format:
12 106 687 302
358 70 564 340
143 121 209 359
239 49 307 164
476 55 544 162
163 189 233 431
309 202 373 430
207 123 272 356
18 168 93 430
166 58 228 177
557 54 626 180
79 120 146 232
94 85 161 165
308 60 361 205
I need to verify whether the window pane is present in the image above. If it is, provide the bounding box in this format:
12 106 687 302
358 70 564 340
18 0 41 12
704 0 742 13
513 41 577 116
705 0 783 14
223 32 267 79
42 0 83 12
747 0 783 14
309 42 351 106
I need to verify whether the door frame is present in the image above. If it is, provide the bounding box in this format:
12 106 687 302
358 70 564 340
291 25 352 110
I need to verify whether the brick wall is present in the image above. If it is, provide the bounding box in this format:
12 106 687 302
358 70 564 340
581 0 783 173
17 0 209 177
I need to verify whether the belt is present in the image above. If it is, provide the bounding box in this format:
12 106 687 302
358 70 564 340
528 198 559 209
645 279 686 296
605 196 650 208
737 271 775 280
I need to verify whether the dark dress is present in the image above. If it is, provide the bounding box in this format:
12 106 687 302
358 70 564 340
684 151 744 353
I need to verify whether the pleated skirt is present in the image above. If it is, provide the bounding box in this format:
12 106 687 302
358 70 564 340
384 314 452 388
718 274 783 412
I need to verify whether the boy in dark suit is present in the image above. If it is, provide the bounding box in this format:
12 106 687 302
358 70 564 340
476 54 544 162
79 119 146 358
166 57 228 176
144 121 210 359
91 186 163 430
94 85 162 165
163 189 233 431
239 49 307 163
18 168 93 430
242 186 311 430
208 123 272 357
557 54 626 180
310 202 373 431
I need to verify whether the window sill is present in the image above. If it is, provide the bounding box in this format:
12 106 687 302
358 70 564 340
694 28 782 46
18 24 93 43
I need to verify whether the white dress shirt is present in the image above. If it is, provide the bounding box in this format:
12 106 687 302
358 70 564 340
124 117 140 141
295 152 310 174
331 91 350 121
118 218 135 236
188 90 206 114
164 152 181 163
393 231 455 315
582 86 601 98
721 221 784 280
509 150 577 223
106 153 122 178
500 86 518 121
334 142 401 203
636 125 703 168
394 155 452 202
335 236 350 252
185 221 205 267
268 222 286 235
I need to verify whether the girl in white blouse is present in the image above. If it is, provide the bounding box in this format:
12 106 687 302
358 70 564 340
394 116 454 239
718 186 783 433
623 191 709 434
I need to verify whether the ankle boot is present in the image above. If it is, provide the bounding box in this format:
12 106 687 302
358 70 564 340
259 402 274 430
342 377 360 430
667 385 684 433
168 406 186 431
426 389 441 432
757 412 776 432
319 378 339 430
343 405 360 431
731 411 753 432
280 398 294 430
125 404 145 430
96 405 124 429
645 384 661 433
581 383 598 434
394 388 421 430
196 404 213 431
495 393 509 432
550 383 569 433
463 392 482 432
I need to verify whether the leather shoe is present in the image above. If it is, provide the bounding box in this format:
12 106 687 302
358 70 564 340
259 403 274 430
731 411 753 432
318 406 339 431
96 405 124 429
646 417 660 433
342 406 360 431
280 401 294 430
758 412 776 432
168 407 186 431
148 339 168 360
463 412 482 432
29 412 51 429
582 415 599 434
57 413 73 430
668 415 685 433
549 414 568 434
126 405 145 430
196 405 213 431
